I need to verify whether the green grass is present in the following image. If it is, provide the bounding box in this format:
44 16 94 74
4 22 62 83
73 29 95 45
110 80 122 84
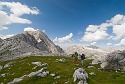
0 56 125 84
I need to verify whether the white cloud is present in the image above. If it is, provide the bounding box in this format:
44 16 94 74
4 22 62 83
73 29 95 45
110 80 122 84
24 27 45 32
81 30 109 42
86 25 99 32
108 35 114 40
0 1 39 30
99 23 111 31
107 43 112 46
24 27 39 31
53 33 73 42
0 2 39 16
42 30 45 32
81 14 125 43
78 31 82 34
0 34 14 39
115 38 125 46
112 23 125 40
108 14 125 25
53 37 58 42
91 42 96 45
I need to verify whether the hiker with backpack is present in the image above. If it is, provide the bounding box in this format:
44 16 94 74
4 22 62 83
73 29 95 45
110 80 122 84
80 54 86 67
72 52 78 64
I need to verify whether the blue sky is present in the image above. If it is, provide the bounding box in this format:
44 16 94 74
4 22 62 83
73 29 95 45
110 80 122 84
0 0 125 49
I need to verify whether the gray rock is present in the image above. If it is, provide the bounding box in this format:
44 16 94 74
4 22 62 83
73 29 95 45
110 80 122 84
101 50 125 70
4 62 13 68
100 62 108 69
28 67 47 77
89 72 96 75
87 66 95 68
8 78 23 84
92 59 101 64
73 68 88 83
0 30 65 61
50 74 55 77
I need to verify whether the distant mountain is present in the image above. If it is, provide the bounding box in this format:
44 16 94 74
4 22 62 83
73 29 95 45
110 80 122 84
86 45 99 49
0 30 64 61
66 45 109 61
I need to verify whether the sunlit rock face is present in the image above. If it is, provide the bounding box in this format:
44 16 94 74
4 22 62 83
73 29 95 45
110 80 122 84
0 30 64 61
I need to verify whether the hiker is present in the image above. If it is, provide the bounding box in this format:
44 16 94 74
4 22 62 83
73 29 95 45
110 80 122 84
81 54 85 67
72 52 78 64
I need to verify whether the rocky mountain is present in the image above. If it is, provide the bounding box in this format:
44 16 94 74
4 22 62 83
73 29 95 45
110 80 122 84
66 45 109 61
0 30 64 61
86 45 99 49
101 50 125 71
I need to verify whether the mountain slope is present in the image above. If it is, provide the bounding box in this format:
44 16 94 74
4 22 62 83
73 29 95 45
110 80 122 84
0 30 64 61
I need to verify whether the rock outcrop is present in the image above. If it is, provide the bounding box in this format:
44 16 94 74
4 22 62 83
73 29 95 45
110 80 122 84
0 30 64 61
73 68 88 84
101 50 125 71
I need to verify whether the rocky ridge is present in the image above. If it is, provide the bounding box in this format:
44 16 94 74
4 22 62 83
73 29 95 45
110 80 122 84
0 30 64 61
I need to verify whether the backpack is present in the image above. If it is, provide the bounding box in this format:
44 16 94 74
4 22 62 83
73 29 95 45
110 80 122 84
81 54 85 60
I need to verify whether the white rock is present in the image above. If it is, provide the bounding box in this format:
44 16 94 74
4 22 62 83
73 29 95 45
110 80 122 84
56 58 65 62
92 59 101 64
32 66 37 70
87 66 95 68
54 76 60 79
42 63 48 66
8 78 23 84
32 62 42 66
73 68 88 82
89 72 96 75
4 62 13 68
77 80 84 84
1 73 6 77
100 62 108 69
50 74 55 77
28 67 47 77
37 72 48 77
56 76 60 78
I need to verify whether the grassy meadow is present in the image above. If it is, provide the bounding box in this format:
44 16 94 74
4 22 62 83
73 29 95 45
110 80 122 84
0 56 125 84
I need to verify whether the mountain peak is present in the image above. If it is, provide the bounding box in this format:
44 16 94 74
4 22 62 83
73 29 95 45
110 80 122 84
23 30 46 43
0 30 64 61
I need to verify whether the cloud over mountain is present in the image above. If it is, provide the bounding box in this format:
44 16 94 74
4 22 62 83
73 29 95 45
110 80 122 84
0 34 14 39
53 33 73 42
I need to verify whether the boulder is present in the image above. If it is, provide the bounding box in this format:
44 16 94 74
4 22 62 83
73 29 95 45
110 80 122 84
100 50 125 70
92 59 101 64
73 68 88 83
